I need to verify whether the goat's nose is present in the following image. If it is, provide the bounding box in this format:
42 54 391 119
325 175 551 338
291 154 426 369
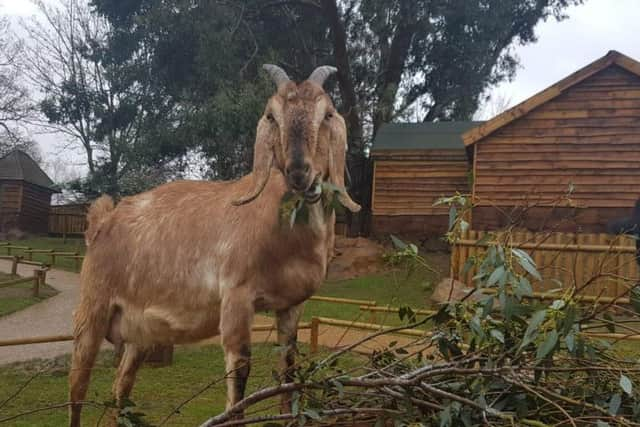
285 162 311 177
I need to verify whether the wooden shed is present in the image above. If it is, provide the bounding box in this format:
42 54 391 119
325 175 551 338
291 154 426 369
0 150 59 234
370 122 481 237
464 50 640 233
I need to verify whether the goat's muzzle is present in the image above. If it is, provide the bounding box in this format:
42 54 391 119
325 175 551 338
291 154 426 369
285 161 313 193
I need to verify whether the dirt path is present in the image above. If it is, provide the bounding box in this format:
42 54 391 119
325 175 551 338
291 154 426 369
0 262 422 365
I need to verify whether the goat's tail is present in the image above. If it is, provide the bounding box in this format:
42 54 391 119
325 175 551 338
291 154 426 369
85 195 115 247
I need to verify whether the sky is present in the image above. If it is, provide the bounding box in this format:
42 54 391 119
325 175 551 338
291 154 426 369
2 0 640 174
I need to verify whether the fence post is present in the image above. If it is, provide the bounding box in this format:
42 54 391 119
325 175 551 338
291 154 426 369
11 256 18 275
63 215 68 243
32 270 40 298
310 317 319 354
26 247 32 261
74 252 80 272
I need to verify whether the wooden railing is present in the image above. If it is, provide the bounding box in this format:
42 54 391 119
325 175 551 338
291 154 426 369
0 243 84 271
450 229 640 299
0 256 48 297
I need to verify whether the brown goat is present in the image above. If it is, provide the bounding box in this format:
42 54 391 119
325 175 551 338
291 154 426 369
68 65 360 426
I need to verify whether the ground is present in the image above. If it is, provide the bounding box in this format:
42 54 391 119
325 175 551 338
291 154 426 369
0 343 363 427
0 272 58 317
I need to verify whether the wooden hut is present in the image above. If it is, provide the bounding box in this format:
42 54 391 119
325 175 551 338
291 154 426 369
370 122 481 237
0 150 59 234
463 50 640 233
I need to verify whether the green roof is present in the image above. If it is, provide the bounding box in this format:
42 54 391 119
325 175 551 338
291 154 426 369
372 121 483 151
0 150 57 191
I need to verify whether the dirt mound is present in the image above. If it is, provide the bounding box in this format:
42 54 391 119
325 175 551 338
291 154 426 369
327 237 386 281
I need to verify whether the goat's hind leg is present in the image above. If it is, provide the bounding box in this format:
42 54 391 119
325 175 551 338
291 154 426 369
69 305 109 427
276 303 303 414
112 343 146 407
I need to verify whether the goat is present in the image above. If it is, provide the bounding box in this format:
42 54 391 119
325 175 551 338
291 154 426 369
606 197 640 267
68 65 360 426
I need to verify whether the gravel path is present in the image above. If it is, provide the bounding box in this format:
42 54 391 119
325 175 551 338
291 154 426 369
0 259 84 365
0 261 421 366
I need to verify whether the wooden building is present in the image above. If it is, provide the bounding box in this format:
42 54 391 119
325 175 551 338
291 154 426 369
370 122 481 237
464 50 640 233
0 150 59 234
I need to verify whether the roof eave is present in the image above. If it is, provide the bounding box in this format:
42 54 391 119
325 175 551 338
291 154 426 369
462 50 640 146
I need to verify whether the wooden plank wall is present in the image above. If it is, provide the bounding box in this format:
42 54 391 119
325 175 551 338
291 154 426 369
18 183 53 234
473 65 640 231
451 229 639 299
372 149 469 216
0 180 22 231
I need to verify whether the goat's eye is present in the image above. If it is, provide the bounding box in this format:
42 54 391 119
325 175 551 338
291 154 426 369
325 112 333 120
266 113 275 122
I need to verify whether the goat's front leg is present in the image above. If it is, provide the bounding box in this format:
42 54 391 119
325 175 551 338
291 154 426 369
220 288 254 415
276 303 303 413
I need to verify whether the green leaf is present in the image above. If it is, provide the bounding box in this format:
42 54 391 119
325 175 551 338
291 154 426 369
490 329 505 343
608 393 622 416
520 310 547 350
390 234 407 250
511 248 535 266
514 276 533 299
620 374 633 396
487 265 506 286
462 257 475 275
332 379 344 399
439 404 452 427
565 331 576 352
481 296 494 317
604 313 615 333
516 255 542 282
470 316 485 340
448 205 458 230
631 286 640 314
291 391 300 416
303 409 321 420
536 329 558 361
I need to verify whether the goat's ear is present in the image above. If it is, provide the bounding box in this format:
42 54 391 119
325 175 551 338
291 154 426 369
232 121 274 206
328 115 361 213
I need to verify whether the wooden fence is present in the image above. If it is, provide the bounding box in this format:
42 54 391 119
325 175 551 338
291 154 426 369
48 213 86 237
451 229 639 299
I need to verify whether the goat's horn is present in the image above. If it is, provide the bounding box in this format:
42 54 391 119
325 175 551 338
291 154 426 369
263 64 290 87
308 66 338 86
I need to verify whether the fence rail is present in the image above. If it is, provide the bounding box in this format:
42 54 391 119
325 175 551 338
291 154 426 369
0 244 84 271
0 263 47 297
451 229 640 299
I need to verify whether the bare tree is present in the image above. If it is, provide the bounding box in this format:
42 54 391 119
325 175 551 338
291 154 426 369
473 91 513 121
19 0 159 195
0 15 38 158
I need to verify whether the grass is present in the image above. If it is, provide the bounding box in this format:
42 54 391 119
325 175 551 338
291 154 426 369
297 252 449 326
0 343 363 427
0 237 86 271
0 272 58 317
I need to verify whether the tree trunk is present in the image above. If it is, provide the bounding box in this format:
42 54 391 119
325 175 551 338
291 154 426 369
321 0 369 235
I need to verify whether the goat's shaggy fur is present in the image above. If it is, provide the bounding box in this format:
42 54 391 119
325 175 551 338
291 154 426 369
68 66 359 426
